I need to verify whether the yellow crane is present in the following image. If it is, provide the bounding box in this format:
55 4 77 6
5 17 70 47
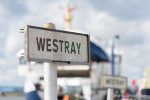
64 4 74 30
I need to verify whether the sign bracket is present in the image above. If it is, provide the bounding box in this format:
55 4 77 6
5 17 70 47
52 60 70 64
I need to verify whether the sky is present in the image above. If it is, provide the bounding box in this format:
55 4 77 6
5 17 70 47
0 0 150 86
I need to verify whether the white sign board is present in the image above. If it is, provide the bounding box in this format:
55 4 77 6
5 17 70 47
100 74 127 89
24 25 90 64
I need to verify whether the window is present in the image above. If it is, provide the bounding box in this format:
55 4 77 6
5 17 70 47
19 56 26 64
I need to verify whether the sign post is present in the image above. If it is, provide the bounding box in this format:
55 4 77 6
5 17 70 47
43 23 57 100
44 62 57 100
24 23 90 100
100 74 127 100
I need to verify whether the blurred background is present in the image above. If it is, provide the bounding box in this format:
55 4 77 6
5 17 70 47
0 0 150 100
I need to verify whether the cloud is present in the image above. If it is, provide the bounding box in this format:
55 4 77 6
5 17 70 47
0 0 28 17
0 58 5 66
89 0 150 20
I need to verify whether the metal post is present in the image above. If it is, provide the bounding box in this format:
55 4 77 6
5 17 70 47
43 23 57 100
111 35 120 76
107 37 116 100
111 44 115 76
108 43 115 100
44 63 57 100
118 55 122 76
108 35 120 100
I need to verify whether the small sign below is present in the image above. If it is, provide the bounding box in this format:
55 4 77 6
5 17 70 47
24 25 90 64
100 74 127 89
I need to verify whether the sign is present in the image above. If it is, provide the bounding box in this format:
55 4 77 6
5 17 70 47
24 25 90 64
100 74 127 89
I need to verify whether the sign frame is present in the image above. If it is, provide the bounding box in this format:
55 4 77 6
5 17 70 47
100 74 127 89
24 25 90 65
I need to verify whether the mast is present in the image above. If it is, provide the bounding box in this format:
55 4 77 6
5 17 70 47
64 4 74 30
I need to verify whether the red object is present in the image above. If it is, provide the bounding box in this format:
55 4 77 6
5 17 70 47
131 79 136 90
